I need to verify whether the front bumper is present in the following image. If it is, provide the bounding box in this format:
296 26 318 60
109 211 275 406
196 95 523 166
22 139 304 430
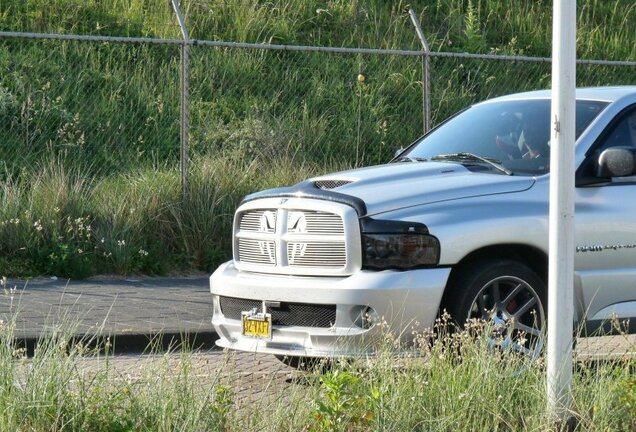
210 261 452 357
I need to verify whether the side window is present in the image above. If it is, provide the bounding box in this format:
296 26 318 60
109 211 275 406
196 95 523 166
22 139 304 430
577 105 636 181
596 106 636 153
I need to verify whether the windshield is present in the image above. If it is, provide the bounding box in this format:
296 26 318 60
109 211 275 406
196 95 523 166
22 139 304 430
401 99 608 175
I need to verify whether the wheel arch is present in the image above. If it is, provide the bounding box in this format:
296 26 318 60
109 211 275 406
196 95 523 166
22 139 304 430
439 243 548 314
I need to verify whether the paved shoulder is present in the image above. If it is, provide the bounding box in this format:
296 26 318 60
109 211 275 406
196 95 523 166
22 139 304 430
0 275 214 350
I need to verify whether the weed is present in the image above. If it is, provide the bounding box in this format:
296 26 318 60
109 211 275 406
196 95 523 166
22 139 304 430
615 371 636 431
210 385 234 431
309 370 377 432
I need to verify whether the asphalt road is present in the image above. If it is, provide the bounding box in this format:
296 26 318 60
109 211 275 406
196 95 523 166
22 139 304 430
0 275 215 353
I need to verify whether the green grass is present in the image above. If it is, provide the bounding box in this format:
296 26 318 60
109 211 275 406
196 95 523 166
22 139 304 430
0 318 237 431
4 1 635 60
0 0 635 276
0 154 330 277
1 314 636 431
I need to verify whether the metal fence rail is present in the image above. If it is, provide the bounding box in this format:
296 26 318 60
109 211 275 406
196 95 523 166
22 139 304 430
1 21 635 198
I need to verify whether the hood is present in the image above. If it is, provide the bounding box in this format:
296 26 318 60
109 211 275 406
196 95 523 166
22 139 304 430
310 162 535 216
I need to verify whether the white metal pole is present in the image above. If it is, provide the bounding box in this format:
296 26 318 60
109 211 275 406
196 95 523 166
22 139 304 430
547 0 576 422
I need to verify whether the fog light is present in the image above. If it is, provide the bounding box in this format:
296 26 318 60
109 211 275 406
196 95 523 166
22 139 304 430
352 306 379 330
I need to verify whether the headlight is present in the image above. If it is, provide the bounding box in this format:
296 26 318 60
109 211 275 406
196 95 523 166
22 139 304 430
362 233 440 270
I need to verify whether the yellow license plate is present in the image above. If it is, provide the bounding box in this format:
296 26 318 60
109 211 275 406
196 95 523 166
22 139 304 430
241 312 272 339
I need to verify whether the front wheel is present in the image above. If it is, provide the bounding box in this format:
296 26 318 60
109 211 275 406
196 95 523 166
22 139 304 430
446 260 547 358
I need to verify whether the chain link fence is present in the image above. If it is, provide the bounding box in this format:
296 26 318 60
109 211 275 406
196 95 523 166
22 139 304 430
0 37 181 176
1 29 635 190
188 45 423 166
429 54 636 124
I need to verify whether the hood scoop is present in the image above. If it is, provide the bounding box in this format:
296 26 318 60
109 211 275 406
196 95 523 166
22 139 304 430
314 179 353 190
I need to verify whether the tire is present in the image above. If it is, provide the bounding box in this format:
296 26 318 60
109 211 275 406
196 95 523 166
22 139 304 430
445 259 547 357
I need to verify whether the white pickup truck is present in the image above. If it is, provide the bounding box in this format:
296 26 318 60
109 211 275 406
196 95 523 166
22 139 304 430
210 86 636 365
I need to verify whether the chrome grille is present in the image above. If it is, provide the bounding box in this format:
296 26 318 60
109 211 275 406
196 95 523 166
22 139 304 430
288 210 344 234
239 209 276 233
287 242 346 267
234 202 354 274
237 239 276 265
219 296 336 328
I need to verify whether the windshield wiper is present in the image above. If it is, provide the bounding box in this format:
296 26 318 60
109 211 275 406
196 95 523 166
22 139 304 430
431 152 513 176
393 156 428 163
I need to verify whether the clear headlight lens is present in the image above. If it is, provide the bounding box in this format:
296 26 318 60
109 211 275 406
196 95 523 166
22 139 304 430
362 233 440 270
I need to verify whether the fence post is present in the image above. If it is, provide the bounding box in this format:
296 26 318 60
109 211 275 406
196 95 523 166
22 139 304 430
409 8 431 134
170 0 190 201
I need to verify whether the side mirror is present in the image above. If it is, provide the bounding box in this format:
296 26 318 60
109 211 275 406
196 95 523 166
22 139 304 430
394 147 405 158
596 147 636 178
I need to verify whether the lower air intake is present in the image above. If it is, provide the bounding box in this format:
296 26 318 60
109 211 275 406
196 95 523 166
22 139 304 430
219 296 336 328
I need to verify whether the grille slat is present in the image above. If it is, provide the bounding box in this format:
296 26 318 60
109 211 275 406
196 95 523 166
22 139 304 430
219 296 336 328
238 239 276 265
239 210 277 233
288 210 343 234
287 242 346 267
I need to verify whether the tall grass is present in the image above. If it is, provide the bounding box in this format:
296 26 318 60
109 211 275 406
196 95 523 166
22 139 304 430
1 315 635 431
0 154 329 277
0 318 236 431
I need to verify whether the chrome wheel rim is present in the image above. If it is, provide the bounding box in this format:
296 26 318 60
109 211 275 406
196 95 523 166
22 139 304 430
467 275 545 358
